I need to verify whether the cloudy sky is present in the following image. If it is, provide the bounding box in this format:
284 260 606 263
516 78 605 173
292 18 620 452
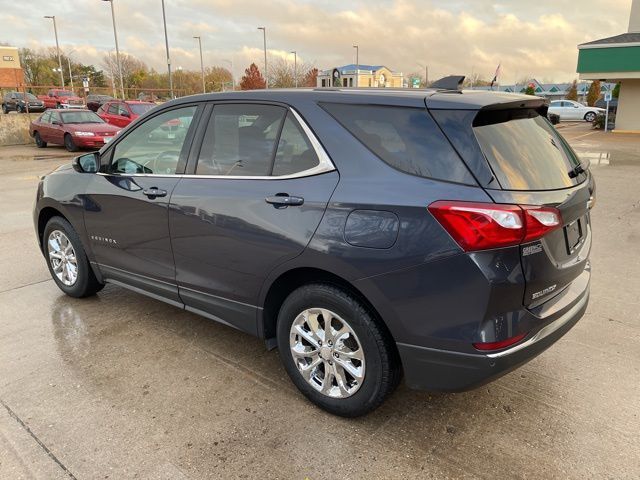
0 0 633 83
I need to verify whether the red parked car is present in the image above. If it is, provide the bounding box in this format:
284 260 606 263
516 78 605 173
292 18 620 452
30 109 120 152
97 100 156 127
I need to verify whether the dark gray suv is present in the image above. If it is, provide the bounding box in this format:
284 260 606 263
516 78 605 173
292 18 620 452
34 86 593 416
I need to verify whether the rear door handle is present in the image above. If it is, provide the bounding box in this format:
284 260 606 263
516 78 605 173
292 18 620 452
143 187 167 199
265 194 304 207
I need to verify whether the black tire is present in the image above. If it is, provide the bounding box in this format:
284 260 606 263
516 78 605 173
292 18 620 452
64 133 78 152
16 104 23 113
584 111 596 122
34 132 47 148
56 102 61 109
43 216 104 298
1 104 7 114
277 283 400 417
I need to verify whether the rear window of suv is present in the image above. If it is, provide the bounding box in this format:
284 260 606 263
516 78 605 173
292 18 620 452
321 103 476 185
473 109 584 190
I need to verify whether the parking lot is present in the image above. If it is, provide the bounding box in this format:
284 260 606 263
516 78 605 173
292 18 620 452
1 122 639 479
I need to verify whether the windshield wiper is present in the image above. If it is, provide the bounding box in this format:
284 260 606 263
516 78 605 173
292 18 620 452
568 160 589 179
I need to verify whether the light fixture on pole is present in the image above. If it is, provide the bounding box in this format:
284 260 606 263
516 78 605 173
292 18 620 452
193 36 205 94
257 27 267 88
161 0 174 98
352 45 359 87
290 51 297 87
44 16 65 88
101 1 125 99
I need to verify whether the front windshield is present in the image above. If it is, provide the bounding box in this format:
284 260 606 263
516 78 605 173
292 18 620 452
60 111 104 124
15 93 38 100
56 91 74 97
129 103 155 115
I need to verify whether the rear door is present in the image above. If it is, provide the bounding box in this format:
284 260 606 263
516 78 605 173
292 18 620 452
471 108 592 306
169 103 338 334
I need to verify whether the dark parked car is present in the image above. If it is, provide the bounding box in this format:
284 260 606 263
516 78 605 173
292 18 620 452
2 91 45 113
29 109 120 152
86 94 114 112
34 86 593 416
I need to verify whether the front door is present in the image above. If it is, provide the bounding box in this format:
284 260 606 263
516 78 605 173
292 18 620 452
83 104 199 302
169 103 338 334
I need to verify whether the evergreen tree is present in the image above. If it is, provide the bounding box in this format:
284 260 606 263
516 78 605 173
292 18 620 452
566 80 578 101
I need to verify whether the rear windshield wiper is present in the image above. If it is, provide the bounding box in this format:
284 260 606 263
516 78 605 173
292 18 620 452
568 160 589 179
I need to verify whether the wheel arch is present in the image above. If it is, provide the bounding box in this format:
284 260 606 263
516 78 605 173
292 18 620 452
37 206 69 252
260 267 398 359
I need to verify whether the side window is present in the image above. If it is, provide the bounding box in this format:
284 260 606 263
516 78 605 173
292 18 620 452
118 104 129 115
108 106 196 175
196 104 286 176
321 103 476 184
272 113 319 176
108 103 120 115
40 111 52 124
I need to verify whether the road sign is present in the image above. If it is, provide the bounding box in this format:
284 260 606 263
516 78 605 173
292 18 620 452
604 91 612 102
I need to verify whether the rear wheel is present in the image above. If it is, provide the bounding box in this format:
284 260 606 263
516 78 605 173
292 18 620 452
43 216 103 298
1 104 7 114
64 133 78 152
584 111 597 122
34 132 47 148
277 284 400 417
16 105 24 113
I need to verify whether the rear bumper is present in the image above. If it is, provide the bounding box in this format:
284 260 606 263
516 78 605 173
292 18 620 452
398 276 589 392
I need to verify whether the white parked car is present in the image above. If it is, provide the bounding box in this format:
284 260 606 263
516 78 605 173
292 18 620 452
548 100 604 122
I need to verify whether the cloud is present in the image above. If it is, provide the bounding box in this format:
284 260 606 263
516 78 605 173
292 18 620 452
3 0 633 82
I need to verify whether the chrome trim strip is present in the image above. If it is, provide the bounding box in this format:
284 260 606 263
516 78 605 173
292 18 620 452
485 291 588 359
97 106 335 180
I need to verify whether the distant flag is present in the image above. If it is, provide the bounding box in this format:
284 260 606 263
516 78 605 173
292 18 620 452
490 63 501 89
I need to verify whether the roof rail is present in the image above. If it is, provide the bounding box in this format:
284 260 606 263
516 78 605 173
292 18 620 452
431 75 465 91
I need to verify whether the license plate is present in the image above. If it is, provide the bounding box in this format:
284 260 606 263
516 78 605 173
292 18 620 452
167 133 176 139
564 218 583 254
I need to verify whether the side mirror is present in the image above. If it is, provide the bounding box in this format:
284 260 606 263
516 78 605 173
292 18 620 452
73 152 99 173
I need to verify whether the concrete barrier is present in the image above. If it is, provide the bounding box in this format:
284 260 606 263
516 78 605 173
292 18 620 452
0 113 39 146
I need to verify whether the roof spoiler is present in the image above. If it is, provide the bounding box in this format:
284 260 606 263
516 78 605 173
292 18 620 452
431 75 465 91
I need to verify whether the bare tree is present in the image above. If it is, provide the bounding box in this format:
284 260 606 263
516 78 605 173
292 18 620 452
267 56 317 88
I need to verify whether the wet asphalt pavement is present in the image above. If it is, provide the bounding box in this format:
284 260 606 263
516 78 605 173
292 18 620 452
1 123 639 479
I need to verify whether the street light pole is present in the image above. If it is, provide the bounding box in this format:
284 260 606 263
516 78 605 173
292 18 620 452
257 27 267 88
352 45 358 87
290 51 297 87
67 49 76 92
223 59 234 90
44 16 65 88
101 1 125 99
418 63 429 87
193 36 205 93
161 0 174 98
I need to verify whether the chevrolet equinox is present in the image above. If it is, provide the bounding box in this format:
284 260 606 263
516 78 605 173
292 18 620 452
34 83 593 417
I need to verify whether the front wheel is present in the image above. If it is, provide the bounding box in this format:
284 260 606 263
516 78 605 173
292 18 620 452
34 132 47 148
64 133 78 152
43 216 103 298
584 111 597 122
16 105 24 113
1 104 8 114
277 284 400 417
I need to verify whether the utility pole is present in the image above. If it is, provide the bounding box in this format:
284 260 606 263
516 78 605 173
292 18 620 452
194 36 205 93
257 27 267 88
44 16 64 88
66 50 75 92
353 45 359 87
161 0 174 98
101 1 125 99
291 51 297 87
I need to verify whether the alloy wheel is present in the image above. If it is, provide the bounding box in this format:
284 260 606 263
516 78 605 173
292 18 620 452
48 230 78 286
289 308 366 398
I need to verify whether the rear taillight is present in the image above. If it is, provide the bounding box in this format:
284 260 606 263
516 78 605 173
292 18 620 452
428 201 562 252
473 333 527 351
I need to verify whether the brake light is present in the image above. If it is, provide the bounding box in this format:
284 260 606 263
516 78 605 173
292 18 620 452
473 333 527 351
428 201 562 252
